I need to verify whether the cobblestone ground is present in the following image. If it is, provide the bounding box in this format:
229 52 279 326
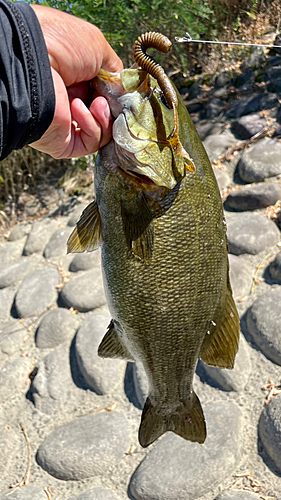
1 46 281 500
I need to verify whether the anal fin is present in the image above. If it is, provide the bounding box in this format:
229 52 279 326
67 200 101 253
200 283 240 369
139 391 206 448
98 320 134 361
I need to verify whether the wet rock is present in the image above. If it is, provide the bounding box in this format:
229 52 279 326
215 71 233 88
15 268 59 318
60 268 106 312
235 68 253 88
213 168 231 191
232 114 266 139
43 226 73 259
23 218 59 255
199 336 251 392
0 255 43 289
259 393 281 472
0 320 28 367
225 183 281 211
226 212 280 255
69 248 101 272
29 348 74 414
247 288 281 365
0 239 26 267
0 287 16 322
75 309 126 394
0 487 47 499
196 121 224 141
238 139 281 183
69 488 121 500
215 490 262 499
37 411 130 480
269 251 281 282
36 308 79 348
0 357 31 403
228 254 253 298
129 402 243 500
268 78 281 94
203 133 236 162
187 80 204 100
8 222 33 241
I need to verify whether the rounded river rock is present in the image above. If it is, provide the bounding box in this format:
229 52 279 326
259 393 281 472
15 268 60 318
247 288 281 365
36 411 130 480
60 268 106 312
226 212 280 255
129 401 243 500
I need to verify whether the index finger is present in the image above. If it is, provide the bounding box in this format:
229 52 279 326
102 39 124 74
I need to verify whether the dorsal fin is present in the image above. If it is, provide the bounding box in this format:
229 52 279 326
98 320 134 361
200 282 240 369
67 200 101 253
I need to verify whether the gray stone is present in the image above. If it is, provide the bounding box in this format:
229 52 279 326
225 183 281 211
203 134 236 162
259 393 281 472
43 226 73 259
235 68 253 88
196 121 224 141
69 248 101 272
269 251 281 281
215 491 262 499
268 78 281 94
199 336 251 392
8 222 33 241
69 487 121 500
0 239 26 268
0 357 31 403
67 204 87 227
129 402 243 500
75 309 126 395
0 487 47 499
0 287 16 322
23 218 59 255
0 320 27 367
29 348 74 414
232 114 266 139
213 168 231 191
228 254 253 298
215 71 232 88
226 213 280 255
238 139 281 183
37 411 130 480
225 94 263 119
133 361 149 408
60 268 106 312
247 288 281 365
0 255 43 288
36 308 80 348
15 268 59 318
204 98 225 119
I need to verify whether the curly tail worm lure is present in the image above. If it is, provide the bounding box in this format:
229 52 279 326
134 32 195 173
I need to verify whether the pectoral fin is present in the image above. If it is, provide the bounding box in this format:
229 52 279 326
98 320 134 361
200 282 240 369
121 195 154 260
67 200 101 253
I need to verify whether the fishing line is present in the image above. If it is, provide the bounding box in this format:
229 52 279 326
174 31 279 49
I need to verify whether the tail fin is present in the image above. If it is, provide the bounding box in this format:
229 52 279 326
138 392 206 448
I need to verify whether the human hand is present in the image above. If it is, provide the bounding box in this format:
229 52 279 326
29 5 123 158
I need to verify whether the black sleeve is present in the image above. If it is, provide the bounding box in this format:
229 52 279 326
0 0 55 160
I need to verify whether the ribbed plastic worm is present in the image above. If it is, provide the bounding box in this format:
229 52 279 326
133 32 195 172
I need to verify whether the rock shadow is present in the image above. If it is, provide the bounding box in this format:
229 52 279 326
124 362 142 410
257 413 281 478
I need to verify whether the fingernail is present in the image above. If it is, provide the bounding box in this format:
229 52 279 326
103 102 111 121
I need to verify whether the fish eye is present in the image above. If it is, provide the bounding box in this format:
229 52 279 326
160 92 168 107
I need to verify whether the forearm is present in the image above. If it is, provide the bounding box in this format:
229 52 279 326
0 0 55 160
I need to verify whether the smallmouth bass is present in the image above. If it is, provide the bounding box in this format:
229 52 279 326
68 33 240 448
